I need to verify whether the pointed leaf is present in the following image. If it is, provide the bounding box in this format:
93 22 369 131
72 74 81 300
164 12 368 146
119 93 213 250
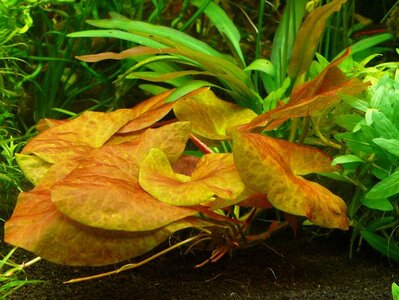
244 50 368 131
288 0 348 80
372 138 399 157
76 46 175 62
232 129 348 229
366 171 399 200
117 89 176 134
174 89 257 140
140 149 244 206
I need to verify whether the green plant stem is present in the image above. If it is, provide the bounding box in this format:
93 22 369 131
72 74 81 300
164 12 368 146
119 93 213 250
3 256 42 278
180 0 212 31
64 235 202 284
313 118 342 149
254 0 266 93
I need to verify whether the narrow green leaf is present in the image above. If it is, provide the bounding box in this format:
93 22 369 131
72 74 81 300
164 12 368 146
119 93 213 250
373 138 399 157
336 33 393 58
361 230 399 262
271 0 307 86
191 0 245 66
165 81 219 103
87 14 224 59
366 171 399 199
67 30 164 49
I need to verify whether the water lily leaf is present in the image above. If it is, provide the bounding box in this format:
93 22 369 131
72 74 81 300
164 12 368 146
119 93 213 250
35 118 68 132
51 122 194 231
15 154 53 185
21 109 138 164
244 49 368 131
140 149 244 206
171 155 200 176
232 129 348 229
4 188 203 266
117 89 176 134
174 89 257 140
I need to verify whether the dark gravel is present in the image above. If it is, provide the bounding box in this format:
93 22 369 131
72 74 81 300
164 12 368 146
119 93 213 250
4 230 398 300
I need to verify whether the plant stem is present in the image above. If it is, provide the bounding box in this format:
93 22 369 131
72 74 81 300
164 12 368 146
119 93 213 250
64 235 201 284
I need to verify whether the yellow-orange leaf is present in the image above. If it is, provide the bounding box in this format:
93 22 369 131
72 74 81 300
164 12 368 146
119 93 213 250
15 154 53 185
174 89 257 140
140 149 245 206
232 129 348 229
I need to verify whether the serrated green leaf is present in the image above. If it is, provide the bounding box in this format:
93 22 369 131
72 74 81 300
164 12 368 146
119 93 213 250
366 171 399 199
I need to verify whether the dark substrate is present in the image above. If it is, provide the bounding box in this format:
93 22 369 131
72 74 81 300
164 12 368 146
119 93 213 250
4 230 399 300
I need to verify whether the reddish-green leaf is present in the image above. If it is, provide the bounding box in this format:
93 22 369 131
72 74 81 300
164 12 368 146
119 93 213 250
288 0 348 80
232 129 348 229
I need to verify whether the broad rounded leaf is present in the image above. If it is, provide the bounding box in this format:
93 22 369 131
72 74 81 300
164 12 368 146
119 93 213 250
232 129 348 229
139 148 213 206
21 109 138 164
15 153 53 185
139 149 244 206
5 189 201 266
51 124 195 231
174 89 257 140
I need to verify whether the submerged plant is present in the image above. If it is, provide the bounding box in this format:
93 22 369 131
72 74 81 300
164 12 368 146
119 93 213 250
7 0 397 284
4 46 367 280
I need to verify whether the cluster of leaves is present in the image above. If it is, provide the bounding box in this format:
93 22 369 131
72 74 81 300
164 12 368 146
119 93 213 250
4 45 368 274
333 69 399 261
4 0 398 285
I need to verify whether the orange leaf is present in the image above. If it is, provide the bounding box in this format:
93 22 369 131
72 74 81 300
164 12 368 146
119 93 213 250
232 129 348 229
117 89 176 134
50 122 193 231
243 49 368 131
4 188 203 266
